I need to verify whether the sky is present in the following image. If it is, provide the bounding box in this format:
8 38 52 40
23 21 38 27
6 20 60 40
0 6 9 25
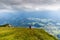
0 0 60 26
0 0 60 13
0 0 60 20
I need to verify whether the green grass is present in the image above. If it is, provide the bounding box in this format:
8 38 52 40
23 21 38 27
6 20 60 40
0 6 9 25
0 27 57 40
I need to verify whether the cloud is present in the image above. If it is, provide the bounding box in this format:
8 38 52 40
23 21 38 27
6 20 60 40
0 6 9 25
0 9 15 13
0 0 60 11
56 23 60 25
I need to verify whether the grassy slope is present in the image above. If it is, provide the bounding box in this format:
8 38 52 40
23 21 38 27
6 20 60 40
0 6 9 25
0 27 57 40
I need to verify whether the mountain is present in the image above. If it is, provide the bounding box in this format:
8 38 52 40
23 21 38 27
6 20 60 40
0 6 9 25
17 18 60 27
0 10 60 40
0 10 60 26
0 27 57 40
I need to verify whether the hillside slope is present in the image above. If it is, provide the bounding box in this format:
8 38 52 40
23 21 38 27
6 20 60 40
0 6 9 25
0 27 57 40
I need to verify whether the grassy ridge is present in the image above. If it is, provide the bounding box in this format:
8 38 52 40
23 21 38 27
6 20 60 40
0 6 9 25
0 27 57 40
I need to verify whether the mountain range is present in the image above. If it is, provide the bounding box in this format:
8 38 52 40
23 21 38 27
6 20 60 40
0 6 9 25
0 10 60 39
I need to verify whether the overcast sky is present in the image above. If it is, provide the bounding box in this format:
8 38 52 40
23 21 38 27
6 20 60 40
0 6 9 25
0 0 60 12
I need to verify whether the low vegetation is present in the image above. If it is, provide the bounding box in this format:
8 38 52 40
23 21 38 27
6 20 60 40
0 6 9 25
0 27 57 40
